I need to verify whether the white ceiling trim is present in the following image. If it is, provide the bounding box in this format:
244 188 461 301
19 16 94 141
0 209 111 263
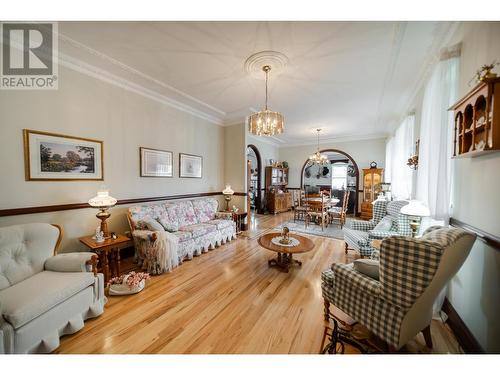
247 127 387 148
57 32 226 125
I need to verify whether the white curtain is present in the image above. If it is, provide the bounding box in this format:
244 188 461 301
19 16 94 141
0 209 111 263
385 114 415 200
416 51 460 222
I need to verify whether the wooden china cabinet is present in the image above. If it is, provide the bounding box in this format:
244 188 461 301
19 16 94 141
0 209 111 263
265 166 292 214
360 167 383 220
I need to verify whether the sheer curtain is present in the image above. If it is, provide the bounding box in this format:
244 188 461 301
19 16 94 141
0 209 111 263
385 114 415 200
416 47 460 222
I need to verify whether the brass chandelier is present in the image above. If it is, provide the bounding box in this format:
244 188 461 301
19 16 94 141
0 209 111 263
309 129 329 165
248 65 284 136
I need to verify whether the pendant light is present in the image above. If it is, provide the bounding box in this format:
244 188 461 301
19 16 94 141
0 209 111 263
309 129 329 165
248 65 285 136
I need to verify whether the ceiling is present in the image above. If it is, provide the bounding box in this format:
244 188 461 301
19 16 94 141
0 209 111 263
58 21 457 145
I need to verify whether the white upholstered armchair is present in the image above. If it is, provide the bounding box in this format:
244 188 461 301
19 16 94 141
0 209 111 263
0 223 106 353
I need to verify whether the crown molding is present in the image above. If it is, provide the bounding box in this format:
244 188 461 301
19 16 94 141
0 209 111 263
56 32 225 125
278 132 388 148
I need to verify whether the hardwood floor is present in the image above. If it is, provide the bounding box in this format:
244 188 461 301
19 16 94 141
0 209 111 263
55 212 462 354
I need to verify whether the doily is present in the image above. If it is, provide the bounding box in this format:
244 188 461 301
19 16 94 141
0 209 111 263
271 236 300 247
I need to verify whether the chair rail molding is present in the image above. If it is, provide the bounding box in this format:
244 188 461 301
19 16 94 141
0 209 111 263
449 217 500 250
0 191 247 217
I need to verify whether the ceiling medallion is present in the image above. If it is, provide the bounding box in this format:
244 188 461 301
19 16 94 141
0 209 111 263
247 64 285 137
244 50 289 79
309 129 329 165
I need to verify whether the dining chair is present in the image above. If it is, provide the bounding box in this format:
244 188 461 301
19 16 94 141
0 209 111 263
294 189 310 222
306 194 329 231
328 190 350 229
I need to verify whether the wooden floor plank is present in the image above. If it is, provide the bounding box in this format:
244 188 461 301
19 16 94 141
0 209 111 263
54 211 462 354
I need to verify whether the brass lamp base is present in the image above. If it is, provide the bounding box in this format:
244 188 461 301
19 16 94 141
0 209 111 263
224 195 232 211
96 208 111 238
409 219 420 238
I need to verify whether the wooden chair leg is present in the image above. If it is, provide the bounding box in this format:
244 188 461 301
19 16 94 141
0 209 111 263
323 300 330 321
345 242 348 254
422 325 433 349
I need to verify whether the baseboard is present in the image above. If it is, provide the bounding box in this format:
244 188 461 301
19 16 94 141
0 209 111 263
442 297 485 353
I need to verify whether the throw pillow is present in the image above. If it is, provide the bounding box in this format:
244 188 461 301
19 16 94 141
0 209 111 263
157 217 179 232
374 216 393 231
139 217 165 232
353 259 380 280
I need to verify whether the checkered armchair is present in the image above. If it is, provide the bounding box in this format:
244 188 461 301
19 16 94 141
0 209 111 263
344 200 410 257
322 226 476 350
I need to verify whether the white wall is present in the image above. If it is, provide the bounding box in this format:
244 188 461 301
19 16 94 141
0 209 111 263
447 22 500 352
0 65 226 252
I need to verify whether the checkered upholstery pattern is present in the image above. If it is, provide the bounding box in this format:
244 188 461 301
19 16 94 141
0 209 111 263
344 200 409 257
323 225 472 348
322 263 405 347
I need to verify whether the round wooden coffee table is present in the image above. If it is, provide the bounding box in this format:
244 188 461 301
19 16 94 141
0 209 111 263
258 232 315 272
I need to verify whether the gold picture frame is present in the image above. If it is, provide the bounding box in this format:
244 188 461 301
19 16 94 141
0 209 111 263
23 129 104 181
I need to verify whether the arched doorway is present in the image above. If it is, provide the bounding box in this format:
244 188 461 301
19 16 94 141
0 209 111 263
300 149 359 215
247 144 263 214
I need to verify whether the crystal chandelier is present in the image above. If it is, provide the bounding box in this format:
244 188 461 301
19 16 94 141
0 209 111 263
309 129 329 165
248 65 284 136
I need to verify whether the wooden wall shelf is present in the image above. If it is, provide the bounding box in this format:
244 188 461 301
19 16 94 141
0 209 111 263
450 77 500 158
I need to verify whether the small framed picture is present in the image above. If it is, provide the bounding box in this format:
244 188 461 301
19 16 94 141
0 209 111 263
179 153 202 178
23 129 103 181
140 147 173 177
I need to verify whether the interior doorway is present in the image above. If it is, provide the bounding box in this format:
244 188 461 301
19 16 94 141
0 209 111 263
247 144 263 214
300 149 359 215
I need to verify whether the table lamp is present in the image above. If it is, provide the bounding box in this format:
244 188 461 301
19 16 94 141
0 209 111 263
88 187 117 238
222 185 234 211
400 200 430 237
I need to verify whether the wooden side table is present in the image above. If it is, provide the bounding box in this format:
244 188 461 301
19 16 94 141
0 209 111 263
79 234 133 283
232 212 248 234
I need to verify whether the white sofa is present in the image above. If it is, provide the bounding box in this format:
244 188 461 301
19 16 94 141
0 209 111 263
0 223 106 354
127 197 237 274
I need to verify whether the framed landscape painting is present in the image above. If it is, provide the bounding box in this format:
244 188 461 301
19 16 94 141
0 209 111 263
179 153 202 178
140 147 173 177
23 129 103 181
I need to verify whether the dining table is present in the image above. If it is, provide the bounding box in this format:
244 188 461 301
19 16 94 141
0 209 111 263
303 197 340 207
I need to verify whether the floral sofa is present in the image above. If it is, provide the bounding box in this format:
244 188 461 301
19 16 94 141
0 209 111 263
128 198 236 274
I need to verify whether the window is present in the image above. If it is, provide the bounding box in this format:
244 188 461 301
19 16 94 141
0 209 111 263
331 164 347 190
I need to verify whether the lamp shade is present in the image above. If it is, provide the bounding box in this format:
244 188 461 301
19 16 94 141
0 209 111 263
400 200 430 217
88 189 117 208
222 185 234 195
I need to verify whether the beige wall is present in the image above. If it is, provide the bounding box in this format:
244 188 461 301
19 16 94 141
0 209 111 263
278 138 386 189
279 138 386 213
0 65 226 252
447 22 500 352
223 123 247 210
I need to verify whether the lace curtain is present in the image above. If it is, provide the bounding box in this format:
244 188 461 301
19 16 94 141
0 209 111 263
385 114 415 200
416 47 460 222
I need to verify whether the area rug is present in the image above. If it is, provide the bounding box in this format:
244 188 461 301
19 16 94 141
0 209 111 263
274 219 350 240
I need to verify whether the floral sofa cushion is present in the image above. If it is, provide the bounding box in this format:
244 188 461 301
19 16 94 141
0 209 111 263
192 198 219 223
129 204 168 230
165 201 198 228
208 219 234 230
179 223 217 237
172 231 193 242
